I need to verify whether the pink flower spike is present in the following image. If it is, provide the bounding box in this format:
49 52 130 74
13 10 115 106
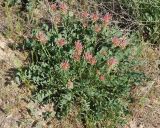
84 52 97 65
36 31 48 44
84 52 93 62
60 61 70 71
99 75 105 81
112 36 121 47
75 40 83 55
50 3 57 11
59 2 68 13
90 57 97 65
81 11 89 18
107 57 118 67
56 39 66 47
91 13 99 22
103 13 112 25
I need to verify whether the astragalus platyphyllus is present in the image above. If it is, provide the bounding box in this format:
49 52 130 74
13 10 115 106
50 3 57 11
84 52 93 62
90 57 97 65
59 2 68 13
73 40 83 61
56 38 66 47
60 61 70 71
84 52 97 65
112 36 128 49
112 36 121 47
75 40 83 55
91 13 99 22
99 75 105 81
107 57 118 67
81 11 89 19
36 31 48 44
102 13 112 26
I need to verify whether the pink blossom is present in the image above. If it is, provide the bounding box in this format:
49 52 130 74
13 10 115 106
36 31 48 44
75 40 83 55
60 61 70 70
73 41 83 62
56 39 66 47
84 52 97 65
59 2 68 13
50 3 57 11
81 11 89 18
112 36 128 49
103 13 112 25
91 13 99 22
112 36 121 47
107 57 118 67
99 75 105 81
90 57 97 65
84 52 93 62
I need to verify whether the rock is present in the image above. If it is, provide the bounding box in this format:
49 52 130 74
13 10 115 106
0 99 2 105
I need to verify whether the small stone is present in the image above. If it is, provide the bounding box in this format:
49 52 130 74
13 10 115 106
0 40 7 50
0 98 2 105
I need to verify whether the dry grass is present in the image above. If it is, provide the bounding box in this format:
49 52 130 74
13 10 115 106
126 43 160 128
0 34 29 128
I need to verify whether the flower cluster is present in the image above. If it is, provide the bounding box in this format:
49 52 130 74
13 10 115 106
50 2 68 13
19 4 143 127
107 57 118 68
84 52 97 65
50 3 57 11
78 11 112 29
92 13 112 24
36 31 48 44
99 75 105 81
103 13 112 26
81 11 89 18
56 38 66 47
112 36 128 48
91 13 99 22
73 40 83 61
60 61 70 70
